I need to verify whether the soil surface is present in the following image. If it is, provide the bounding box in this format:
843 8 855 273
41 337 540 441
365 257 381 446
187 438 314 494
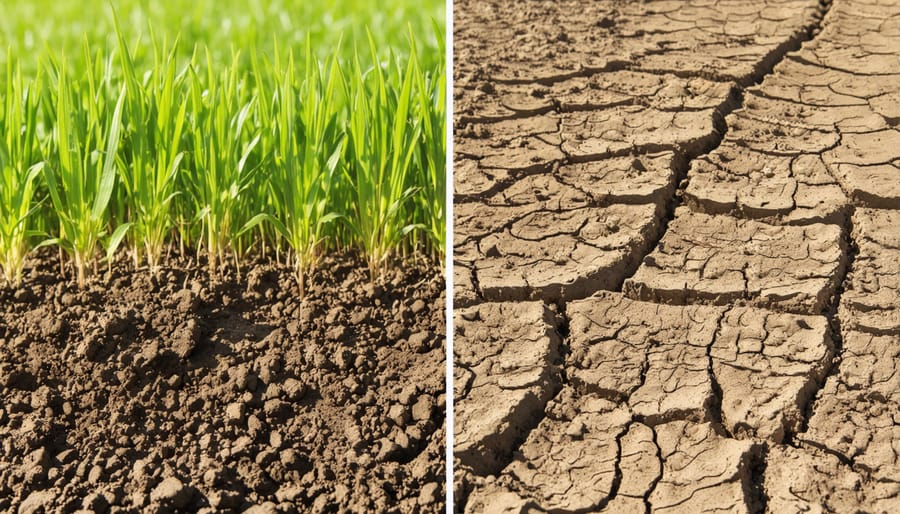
454 0 899 512
0 250 445 513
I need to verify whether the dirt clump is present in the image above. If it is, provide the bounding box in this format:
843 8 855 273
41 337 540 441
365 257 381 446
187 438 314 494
0 250 445 513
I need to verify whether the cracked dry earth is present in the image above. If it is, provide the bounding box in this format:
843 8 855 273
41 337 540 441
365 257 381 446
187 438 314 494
454 0 900 512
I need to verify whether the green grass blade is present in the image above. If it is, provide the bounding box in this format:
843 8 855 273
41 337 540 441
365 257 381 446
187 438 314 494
92 85 126 221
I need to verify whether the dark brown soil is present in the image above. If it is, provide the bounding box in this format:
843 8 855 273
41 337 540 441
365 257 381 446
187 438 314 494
0 250 445 513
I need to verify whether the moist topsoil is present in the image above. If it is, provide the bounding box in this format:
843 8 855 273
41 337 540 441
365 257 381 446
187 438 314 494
0 249 445 513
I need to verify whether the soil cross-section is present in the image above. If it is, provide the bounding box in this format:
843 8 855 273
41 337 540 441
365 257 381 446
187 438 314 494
0 255 446 513
624 207 846 314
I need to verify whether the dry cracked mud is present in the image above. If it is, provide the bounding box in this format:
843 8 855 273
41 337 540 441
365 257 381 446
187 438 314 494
454 0 900 512
454 302 562 476
623 207 846 314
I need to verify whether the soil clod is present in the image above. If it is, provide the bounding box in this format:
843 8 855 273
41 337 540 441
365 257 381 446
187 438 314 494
1 252 445 513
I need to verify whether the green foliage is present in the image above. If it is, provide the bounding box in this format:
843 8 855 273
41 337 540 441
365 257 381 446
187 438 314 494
0 2 445 290
0 0 443 72
411 24 446 261
342 34 423 278
183 49 262 275
0 54 44 287
41 48 129 288
115 24 188 273
243 43 345 294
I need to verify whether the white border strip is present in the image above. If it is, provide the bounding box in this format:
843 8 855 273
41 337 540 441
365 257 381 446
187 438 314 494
444 0 455 511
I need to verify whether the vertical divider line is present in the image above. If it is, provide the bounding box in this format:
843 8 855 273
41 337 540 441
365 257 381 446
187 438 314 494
445 0 455 511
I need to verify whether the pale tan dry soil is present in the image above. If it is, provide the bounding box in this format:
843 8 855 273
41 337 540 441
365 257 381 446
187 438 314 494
454 0 900 512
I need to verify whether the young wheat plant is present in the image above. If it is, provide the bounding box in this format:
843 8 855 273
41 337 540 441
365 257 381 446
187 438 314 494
0 57 45 288
183 49 261 276
242 44 344 296
341 35 424 279
115 25 188 273
41 49 130 288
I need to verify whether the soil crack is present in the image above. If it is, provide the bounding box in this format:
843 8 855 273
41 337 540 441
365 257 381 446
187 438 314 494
708 311 732 438
618 0 836 290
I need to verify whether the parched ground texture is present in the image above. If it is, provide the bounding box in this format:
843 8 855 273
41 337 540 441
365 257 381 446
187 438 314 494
454 0 899 512
0 252 445 513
